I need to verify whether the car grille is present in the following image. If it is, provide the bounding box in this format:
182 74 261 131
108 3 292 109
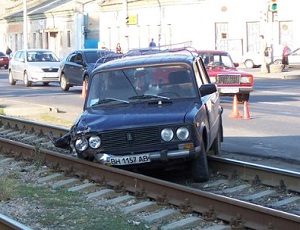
42 68 59 72
216 74 240 84
101 127 160 151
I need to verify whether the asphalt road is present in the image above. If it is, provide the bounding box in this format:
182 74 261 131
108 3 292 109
1 67 300 170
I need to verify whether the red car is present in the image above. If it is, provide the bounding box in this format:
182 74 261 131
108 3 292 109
197 50 253 102
0 51 9 69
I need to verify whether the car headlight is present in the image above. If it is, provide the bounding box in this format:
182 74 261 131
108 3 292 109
75 138 88 151
89 136 101 149
176 127 190 140
161 128 174 142
240 76 252 83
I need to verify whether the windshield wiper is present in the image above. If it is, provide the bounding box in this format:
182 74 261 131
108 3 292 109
129 94 170 100
91 98 129 106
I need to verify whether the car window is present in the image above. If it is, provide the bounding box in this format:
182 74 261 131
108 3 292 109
86 64 197 108
69 54 77 62
26 51 59 62
199 52 235 68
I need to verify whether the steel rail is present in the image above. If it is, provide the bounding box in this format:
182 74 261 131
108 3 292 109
208 155 300 193
0 213 32 230
1 137 300 230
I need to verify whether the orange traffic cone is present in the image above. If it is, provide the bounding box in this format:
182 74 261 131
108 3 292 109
80 80 87 99
229 94 241 118
242 101 251 120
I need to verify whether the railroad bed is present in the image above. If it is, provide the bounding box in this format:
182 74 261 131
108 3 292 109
0 115 300 230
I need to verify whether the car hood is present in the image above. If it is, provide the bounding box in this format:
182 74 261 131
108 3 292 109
206 67 253 77
26 61 60 68
74 100 198 133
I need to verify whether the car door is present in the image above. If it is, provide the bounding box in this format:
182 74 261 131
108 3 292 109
70 52 85 85
63 52 84 85
11 51 25 80
195 57 221 145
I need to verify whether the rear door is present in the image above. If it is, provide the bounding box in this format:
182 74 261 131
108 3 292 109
195 57 221 145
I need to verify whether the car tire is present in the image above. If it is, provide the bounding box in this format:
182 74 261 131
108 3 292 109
191 141 209 182
43 82 49 86
60 74 70 91
8 71 16 85
209 123 222 156
237 93 250 103
23 72 32 87
244 59 254 68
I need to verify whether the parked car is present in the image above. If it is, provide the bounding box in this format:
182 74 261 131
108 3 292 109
8 49 60 86
51 51 223 182
197 50 254 102
0 51 9 69
58 49 117 91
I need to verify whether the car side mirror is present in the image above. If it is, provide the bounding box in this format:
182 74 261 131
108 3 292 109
199 83 217 96
234 63 239 67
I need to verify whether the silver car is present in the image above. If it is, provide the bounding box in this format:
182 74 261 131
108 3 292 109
8 49 60 86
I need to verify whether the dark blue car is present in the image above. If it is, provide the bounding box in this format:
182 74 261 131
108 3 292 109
67 52 223 182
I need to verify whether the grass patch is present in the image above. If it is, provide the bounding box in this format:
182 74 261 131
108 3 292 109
1 173 149 230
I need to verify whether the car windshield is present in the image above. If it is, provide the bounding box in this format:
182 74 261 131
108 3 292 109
199 52 235 68
86 65 197 108
84 51 115 63
27 51 59 62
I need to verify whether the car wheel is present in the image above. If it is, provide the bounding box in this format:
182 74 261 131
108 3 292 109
43 82 49 86
274 59 282 65
60 74 70 91
8 71 16 85
191 141 209 182
23 72 32 87
244 59 254 68
237 93 250 103
209 123 222 156
76 151 95 161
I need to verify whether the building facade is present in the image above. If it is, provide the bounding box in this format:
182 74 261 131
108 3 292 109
0 0 299 61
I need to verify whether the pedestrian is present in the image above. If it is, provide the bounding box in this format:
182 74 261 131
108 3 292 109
282 42 291 70
149 38 156 48
259 35 268 73
116 43 122 54
6 46 12 56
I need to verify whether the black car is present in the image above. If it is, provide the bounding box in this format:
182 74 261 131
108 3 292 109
58 49 116 91
54 52 223 182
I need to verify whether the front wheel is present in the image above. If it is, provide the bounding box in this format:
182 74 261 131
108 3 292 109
23 72 32 87
237 93 250 103
8 71 16 85
191 141 209 182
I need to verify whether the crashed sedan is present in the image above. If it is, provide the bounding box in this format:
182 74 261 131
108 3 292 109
52 52 223 182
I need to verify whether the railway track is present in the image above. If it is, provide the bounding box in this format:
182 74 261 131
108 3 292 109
0 115 300 229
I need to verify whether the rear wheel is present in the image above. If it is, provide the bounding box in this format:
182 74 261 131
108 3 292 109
209 123 222 156
60 74 70 91
23 72 32 87
191 141 209 182
8 71 16 85
244 59 254 68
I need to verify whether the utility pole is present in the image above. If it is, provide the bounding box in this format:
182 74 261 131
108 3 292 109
23 0 28 49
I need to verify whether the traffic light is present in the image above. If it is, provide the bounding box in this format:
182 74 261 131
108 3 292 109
126 16 129 24
269 0 277 12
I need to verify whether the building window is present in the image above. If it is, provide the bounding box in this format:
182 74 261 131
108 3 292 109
246 21 260 53
67 31 71 47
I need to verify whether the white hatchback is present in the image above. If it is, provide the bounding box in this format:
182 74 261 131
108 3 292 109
8 49 60 86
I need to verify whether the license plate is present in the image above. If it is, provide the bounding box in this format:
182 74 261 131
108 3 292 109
220 87 239 93
109 154 150 165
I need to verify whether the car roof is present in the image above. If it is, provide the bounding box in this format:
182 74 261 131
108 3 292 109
93 52 195 72
197 50 229 55
72 49 114 53
16 49 55 52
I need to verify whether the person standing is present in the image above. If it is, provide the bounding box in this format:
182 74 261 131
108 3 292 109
260 35 268 73
282 43 291 70
149 38 156 48
116 43 122 54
